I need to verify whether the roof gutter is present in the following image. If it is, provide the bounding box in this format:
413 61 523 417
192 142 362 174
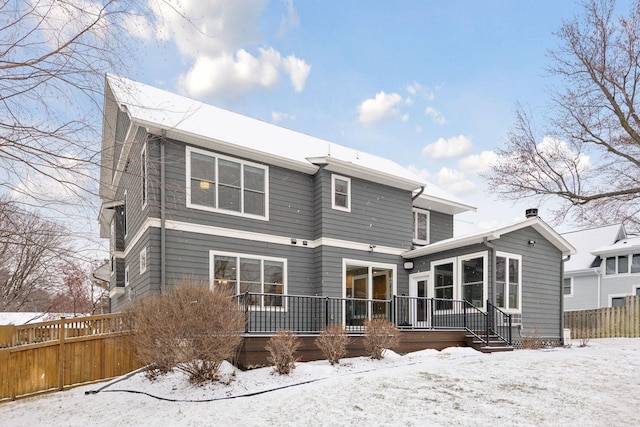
412 186 425 201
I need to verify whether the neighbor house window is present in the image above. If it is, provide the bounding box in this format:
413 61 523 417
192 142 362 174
496 253 521 311
331 174 351 212
605 255 639 275
563 277 572 296
618 255 629 274
211 251 285 308
413 209 430 244
187 147 268 219
611 296 626 307
632 254 640 273
606 257 616 275
431 252 489 311
139 248 147 274
141 143 147 208
124 266 130 288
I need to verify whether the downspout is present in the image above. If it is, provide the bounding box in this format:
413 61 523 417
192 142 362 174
160 130 167 294
482 237 496 306
560 254 571 345
594 267 601 308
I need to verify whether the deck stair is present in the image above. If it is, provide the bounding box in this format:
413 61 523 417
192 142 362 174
465 333 514 353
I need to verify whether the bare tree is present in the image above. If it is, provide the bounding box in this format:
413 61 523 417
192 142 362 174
0 197 71 311
486 0 640 230
50 261 108 315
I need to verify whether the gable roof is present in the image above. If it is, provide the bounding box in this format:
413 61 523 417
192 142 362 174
402 216 576 259
561 224 626 272
101 74 473 214
591 235 640 257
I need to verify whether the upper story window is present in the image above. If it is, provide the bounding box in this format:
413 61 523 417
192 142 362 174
413 209 430 244
331 174 351 212
605 253 640 275
187 147 269 220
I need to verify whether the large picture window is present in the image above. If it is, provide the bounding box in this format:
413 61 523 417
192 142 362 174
430 252 488 311
187 147 268 219
496 252 521 311
211 251 285 308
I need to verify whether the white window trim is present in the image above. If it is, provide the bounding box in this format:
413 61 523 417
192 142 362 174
430 252 489 312
563 276 573 297
635 285 640 296
412 208 430 245
139 247 147 274
209 250 287 311
331 174 351 212
496 251 523 313
186 146 270 221
124 266 130 288
141 142 148 209
603 253 640 276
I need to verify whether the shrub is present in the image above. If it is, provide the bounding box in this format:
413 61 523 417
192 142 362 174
315 325 350 365
363 318 399 360
266 329 300 374
128 281 245 384
520 327 544 350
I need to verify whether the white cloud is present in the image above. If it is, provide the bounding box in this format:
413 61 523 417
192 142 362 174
272 111 296 123
425 106 447 125
179 48 310 100
537 136 591 173
149 0 309 100
406 81 435 100
283 55 311 92
415 126 423 133
278 0 300 35
401 114 410 122
357 91 403 125
458 150 499 175
422 135 473 159
436 167 477 195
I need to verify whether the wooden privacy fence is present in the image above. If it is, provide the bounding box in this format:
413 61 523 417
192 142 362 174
0 313 140 402
564 295 640 339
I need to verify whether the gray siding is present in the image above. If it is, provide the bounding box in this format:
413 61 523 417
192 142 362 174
494 228 563 340
314 169 413 248
430 211 453 243
564 274 599 311
601 275 640 306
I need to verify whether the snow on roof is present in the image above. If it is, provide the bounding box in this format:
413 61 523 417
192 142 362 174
592 235 640 257
403 216 575 258
0 312 74 325
561 224 626 272
104 74 472 210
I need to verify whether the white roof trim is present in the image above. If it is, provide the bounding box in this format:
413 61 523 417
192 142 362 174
402 217 576 259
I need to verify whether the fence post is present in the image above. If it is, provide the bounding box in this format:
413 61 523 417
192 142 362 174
463 302 467 330
58 317 66 391
391 296 396 325
485 300 490 344
244 292 249 334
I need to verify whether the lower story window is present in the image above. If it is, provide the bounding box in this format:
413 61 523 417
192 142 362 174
431 252 488 311
496 252 521 311
211 251 286 308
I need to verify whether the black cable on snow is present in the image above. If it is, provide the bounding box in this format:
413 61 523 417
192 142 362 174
87 359 423 403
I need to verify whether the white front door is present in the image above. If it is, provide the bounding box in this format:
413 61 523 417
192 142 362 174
409 273 430 328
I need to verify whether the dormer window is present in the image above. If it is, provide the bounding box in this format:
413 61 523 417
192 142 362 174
331 174 351 212
413 208 430 245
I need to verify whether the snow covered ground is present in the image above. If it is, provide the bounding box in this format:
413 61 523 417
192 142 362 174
2 338 639 426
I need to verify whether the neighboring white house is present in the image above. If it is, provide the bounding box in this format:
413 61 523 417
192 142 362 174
563 223 640 310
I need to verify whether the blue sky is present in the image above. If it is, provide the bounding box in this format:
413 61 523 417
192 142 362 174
127 0 589 235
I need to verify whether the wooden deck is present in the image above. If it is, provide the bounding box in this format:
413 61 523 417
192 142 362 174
234 329 468 368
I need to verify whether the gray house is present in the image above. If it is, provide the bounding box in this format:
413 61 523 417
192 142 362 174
563 224 640 310
98 75 575 346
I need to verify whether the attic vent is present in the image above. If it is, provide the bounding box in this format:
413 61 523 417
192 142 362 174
525 208 538 219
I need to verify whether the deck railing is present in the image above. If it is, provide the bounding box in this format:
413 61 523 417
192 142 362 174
233 292 512 346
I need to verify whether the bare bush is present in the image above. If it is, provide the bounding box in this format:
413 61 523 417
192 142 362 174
128 281 244 383
520 327 544 350
363 319 399 360
574 328 591 348
266 330 301 375
315 325 350 365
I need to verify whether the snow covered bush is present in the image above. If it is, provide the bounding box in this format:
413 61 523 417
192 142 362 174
363 318 399 360
128 281 244 383
315 325 350 365
520 327 544 350
266 329 300 374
